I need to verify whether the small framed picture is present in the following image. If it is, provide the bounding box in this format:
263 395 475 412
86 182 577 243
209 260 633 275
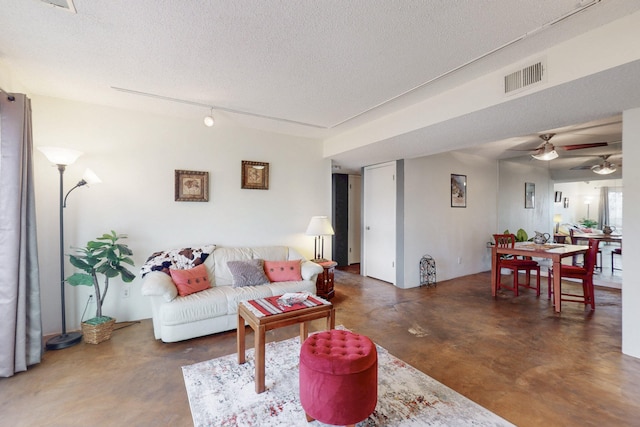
175 170 209 202
555 191 562 203
525 182 535 209
451 174 467 208
241 161 269 190
564 197 569 208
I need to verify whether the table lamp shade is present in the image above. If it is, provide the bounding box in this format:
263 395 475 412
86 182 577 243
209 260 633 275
305 216 334 262
305 216 335 236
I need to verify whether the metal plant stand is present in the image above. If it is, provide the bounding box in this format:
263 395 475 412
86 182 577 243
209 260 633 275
420 255 437 287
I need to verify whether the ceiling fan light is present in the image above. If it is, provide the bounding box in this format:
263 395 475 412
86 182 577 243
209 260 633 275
591 163 617 175
531 149 558 161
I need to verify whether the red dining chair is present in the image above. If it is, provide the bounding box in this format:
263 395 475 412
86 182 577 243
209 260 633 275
548 238 599 310
493 234 540 296
611 245 622 273
569 228 602 271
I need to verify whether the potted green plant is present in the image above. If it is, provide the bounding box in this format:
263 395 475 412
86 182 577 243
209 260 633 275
503 228 529 242
66 230 135 344
580 218 598 229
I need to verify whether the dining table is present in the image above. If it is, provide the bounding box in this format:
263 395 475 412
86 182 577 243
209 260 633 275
571 232 622 245
491 242 588 313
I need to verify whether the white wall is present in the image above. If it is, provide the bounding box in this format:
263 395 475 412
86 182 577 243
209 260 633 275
622 108 640 358
402 152 497 287
497 160 553 240
553 179 623 228
31 96 330 335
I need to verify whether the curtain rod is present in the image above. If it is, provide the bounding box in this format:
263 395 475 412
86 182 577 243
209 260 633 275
0 86 16 101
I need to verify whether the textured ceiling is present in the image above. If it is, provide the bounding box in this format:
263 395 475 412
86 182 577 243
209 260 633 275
1 0 639 177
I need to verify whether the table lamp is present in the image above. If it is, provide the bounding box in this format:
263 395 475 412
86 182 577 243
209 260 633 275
305 216 335 263
553 214 562 234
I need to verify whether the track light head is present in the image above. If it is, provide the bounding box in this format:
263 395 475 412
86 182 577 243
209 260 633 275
204 107 215 127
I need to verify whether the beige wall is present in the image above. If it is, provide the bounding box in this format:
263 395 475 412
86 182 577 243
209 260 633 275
31 95 330 335
402 152 498 286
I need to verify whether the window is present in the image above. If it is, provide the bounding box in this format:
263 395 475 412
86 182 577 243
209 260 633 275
608 187 623 229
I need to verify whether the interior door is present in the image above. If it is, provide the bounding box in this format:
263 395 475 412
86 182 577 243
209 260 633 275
348 175 362 265
363 162 396 284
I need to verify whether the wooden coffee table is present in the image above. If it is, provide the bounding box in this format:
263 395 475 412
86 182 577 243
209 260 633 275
237 295 335 393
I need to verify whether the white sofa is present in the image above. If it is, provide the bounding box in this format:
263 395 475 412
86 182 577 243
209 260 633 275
140 245 323 342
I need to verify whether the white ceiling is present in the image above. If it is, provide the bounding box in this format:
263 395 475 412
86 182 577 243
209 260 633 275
1 0 638 179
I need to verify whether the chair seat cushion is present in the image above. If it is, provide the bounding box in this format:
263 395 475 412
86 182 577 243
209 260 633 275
560 265 587 275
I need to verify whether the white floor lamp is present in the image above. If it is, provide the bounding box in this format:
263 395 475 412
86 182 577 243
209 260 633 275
38 147 101 350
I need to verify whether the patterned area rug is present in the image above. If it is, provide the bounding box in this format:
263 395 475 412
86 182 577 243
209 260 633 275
182 333 513 426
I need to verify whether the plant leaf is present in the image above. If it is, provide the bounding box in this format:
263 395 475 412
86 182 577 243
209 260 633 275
66 273 94 286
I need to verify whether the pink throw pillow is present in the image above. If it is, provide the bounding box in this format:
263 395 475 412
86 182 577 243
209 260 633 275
263 260 302 282
169 264 211 296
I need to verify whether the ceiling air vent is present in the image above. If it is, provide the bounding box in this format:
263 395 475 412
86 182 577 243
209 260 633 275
40 0 76 13
504 60 545 95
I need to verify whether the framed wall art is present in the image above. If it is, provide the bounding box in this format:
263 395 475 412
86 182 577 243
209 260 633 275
241 160 269 190
555 191 562 203
525 182 535 209
175 170 209 202
564 197 569 208
451 174 467 208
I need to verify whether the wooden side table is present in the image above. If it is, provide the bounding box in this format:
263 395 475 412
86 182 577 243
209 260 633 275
316 261 337 300
237 298 335 393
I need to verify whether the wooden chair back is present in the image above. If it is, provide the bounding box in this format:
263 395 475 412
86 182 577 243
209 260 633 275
493 234 516 248
582 239 600 275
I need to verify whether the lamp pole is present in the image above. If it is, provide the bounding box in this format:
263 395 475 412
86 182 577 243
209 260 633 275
45 164 83 350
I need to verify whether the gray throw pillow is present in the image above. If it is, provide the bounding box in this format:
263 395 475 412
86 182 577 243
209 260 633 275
227 259 269 287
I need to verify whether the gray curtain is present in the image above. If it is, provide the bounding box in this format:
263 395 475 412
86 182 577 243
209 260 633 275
598 186 610 229
0 92 43 377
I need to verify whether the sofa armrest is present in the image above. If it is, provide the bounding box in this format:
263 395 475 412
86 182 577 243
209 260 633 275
301 260 323 281
141 271 178 302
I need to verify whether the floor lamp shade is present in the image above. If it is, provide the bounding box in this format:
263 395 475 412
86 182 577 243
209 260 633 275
38 146 83 166
305 216 335 262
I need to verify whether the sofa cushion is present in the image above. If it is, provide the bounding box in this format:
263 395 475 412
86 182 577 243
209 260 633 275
251 246 289 262
158 287 229 326
169 264 212 296
218 284 275 315
213 247 256 286
140 244 216 277
227 259 270 287
267 280 317 296
264 260 302 282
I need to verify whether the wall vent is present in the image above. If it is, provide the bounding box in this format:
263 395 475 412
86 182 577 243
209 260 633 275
504 60 545 95
40 0 76 13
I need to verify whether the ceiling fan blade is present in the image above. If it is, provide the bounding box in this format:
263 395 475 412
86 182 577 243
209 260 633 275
560 142 608 151
570 165 594 170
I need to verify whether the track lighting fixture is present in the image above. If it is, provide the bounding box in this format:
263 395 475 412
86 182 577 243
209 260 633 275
204 108 215 127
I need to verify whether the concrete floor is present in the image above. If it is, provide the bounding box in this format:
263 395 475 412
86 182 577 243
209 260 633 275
1 269 638 426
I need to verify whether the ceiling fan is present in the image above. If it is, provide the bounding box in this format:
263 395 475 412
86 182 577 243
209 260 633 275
570 154 621 175
529 133 609 161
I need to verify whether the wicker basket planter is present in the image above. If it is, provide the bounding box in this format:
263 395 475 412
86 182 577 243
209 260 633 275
81 316 116 344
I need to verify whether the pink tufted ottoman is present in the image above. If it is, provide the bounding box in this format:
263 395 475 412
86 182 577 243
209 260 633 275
299 329 377 426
